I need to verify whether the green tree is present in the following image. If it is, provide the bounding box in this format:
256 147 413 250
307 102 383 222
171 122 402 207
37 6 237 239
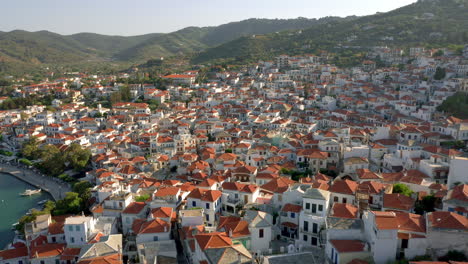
434 67 446 80
54 192 83 215
135 194 150 202
64 144 91 171
39 145 65 176
393 183 413 197
22 136 40 160
120 85 131 101
414 195 436 214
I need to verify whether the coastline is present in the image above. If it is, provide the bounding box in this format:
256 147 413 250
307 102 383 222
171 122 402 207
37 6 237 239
0 163 71 201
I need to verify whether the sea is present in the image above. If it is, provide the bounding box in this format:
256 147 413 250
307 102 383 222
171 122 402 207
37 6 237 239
0 172 52 249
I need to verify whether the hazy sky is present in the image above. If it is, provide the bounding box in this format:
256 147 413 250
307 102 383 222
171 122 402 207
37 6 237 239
1 0 418 36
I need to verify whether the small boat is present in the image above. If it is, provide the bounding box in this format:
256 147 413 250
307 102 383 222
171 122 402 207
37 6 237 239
37 200 48 205
20 189 42 196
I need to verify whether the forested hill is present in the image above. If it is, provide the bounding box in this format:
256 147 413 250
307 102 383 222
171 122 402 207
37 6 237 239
193 0 468 63
0 17 353 73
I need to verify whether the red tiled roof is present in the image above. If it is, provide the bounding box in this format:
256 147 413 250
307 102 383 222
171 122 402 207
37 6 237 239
187 188 222 202
195 232 232 250
281 203 302 213
77 253 121 264
330 179 358 195
122 202 146 214
330 203 358 219
383 193 415 211
0 247 28 260
132 218 170 234
428 211 468 230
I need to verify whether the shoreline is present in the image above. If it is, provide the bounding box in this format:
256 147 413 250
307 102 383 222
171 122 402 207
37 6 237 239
0 164 71 201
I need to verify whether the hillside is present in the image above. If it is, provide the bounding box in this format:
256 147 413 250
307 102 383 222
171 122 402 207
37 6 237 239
0 17 345 73
194 0 468 63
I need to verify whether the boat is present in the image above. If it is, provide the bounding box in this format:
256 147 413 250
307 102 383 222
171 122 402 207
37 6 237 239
20 189 41 196
37 199 48 205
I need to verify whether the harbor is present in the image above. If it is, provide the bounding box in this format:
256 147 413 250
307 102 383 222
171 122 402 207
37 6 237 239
0 172 52 249
0 163 71 201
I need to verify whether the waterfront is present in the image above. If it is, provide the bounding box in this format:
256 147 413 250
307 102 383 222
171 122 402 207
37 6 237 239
0 172 51 249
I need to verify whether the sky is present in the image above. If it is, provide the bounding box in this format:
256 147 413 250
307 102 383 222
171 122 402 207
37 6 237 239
1 0 418 36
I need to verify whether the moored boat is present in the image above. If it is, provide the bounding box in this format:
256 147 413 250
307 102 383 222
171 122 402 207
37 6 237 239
20 189 41 196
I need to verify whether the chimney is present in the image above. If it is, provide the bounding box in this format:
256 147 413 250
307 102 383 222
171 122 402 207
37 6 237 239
229 228 233 238
164 226 167 233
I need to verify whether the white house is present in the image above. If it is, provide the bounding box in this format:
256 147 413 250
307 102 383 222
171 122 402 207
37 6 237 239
64 216 96 246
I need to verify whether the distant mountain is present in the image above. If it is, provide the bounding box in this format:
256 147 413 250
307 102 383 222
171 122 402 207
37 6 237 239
194 0 468 63
0 17 353 73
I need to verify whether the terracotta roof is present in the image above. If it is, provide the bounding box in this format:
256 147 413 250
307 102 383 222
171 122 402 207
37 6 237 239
0 247 28 260
395 212 426 233
122 202 146 214
356 169 381 180
260 177 295 193
217 216 250 238
77 253 121 264
154 187 180 197
330 203 358 219
428 211 468 230
195 232 232 250
187 188 222 202
330 179 358 195
445 184 468 203
281 203 303 213
132 218 170 234
30 243 65 258
373 211 399 230
383 193 415 211
151 207 173 219
222 182 258 193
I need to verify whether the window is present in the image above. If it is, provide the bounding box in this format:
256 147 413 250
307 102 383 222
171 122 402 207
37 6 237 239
318 205 323 212
312 223 318 234
311 237 318 246
126 217 131 224
153 236 159 241
290 212 295 218
206 203 210 209
206 214 210 221
71 237 75 243
259 229 264 238
68 226 73 232
303 235 308 241
303 221 309 232
192 201 196 207
40 261 45 264
305 203 310 210
75 225 80 231
56 259 60 264
312 204 317 214
52 237 56 243
401 239 408 249
342 198 347 204
333 197 338 202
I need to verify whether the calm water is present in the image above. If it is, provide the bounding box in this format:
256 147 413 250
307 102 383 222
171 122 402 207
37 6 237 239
0 172 52 249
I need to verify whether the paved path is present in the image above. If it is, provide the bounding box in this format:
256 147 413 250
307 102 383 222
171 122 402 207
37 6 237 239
0 163 71 201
